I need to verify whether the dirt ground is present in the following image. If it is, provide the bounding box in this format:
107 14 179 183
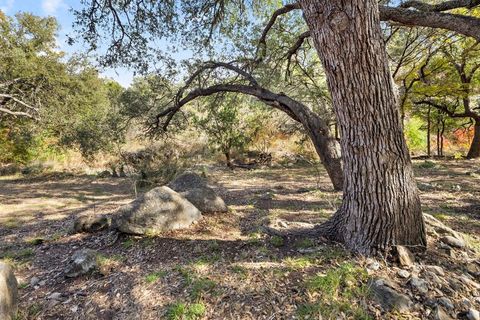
0 160 479 319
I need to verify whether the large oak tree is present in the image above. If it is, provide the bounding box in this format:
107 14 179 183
73 0 480 254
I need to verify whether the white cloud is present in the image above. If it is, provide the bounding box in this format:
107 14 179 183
42 0 65 15
0 0 15 13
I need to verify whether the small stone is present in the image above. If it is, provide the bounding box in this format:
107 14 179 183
64 249 98 278
433 306 453 320
47 292 62 300
370 278 413 312
466 262 480 276
459 275 480 289
29 276 40 286
397 269 410 278
461 298 472 308
396 245 415 267
425 265 445 276
441 236 466 248
38 280 46 286
367 261 380 271
437 297 454 310
425 271 445 288
410 276 429 294
468 309 480 320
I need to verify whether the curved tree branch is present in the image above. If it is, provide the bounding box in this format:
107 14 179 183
400 0 480 12
379 6 480 41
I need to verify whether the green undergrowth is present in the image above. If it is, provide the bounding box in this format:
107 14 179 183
298 263 372 320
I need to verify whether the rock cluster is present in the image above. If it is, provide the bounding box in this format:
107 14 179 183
71 172 228 236
369 214 480 319
115 172 227 235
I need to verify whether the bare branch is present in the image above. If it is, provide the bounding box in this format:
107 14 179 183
0 107 37 119
379 6 480 41
400 0 480 12
256 3 302 61
415 99 480 120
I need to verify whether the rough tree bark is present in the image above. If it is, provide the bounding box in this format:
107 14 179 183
299 0 426 254
467 121 480 159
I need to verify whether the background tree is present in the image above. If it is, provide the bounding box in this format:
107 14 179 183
192 94 261 167
0 12 127 164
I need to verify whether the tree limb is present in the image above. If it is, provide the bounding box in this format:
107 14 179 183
379 6 480 41
415 99 480 120
400 0 480 12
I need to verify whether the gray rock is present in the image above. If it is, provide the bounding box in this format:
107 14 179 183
432 306 453 320
167 172 207 192
461 298 472 308
114 186 202 235
396 245 415 267
65 249 97 278
30 276 40 286
425 265 445 276
466 262 480 277
425 271 445 288
180 186 227 214
367 261 380 272
437 297 454 310
459 275 480 290
397 269 410 278
467 308 480 320
73 215 111 233
370 278 413 312
47 292 63 301
410 276 429 294
0 263 18 320
441 236 466 248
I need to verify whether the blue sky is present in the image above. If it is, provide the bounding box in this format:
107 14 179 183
0 0 135 87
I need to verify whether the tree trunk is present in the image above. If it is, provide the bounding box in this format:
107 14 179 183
436 117 441 157
440 119 445 157
427 107 431 157
300 0 426 254
467 121 480 159
224 151 233 169
304 115 344 191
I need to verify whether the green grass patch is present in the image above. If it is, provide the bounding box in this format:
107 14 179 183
145 270 167 283
294 238 315 249
3 217 20 229
25 237 45 246
166 302 205 320
190 277 217 300
417 160 436 169
283 256 313 270
299 263 371 319
269 235 284 247
230 265 248 278
122 238 135 249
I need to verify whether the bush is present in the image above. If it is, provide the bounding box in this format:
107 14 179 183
119 139 202 187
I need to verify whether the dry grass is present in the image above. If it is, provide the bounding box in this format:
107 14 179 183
1 159 479 319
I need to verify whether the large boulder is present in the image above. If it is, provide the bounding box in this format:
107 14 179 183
180 187 228 213
168 172 228 214
114 186 202 235
0 263 18 320
167 171 207 192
